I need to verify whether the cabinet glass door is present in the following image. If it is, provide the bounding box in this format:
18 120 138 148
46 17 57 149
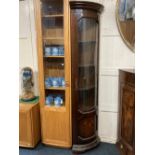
41 0 66 107
78 18 98 112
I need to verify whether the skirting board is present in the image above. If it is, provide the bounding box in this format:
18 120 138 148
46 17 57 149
99 136 118 144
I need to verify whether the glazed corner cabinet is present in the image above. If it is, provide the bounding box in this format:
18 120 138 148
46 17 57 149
34 0 103 152
70 1 103 153
117 70 135 155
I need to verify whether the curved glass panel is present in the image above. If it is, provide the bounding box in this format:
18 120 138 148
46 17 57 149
78 18 98 112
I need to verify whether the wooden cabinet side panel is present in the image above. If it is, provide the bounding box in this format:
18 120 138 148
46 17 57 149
121 85 135 147
118 70 135 155
31 104 41 146
19 109 32 147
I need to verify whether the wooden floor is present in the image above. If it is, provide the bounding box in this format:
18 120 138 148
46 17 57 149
19 142 120 155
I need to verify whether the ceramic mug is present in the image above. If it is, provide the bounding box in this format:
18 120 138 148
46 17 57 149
59 46 64 56
51 47 59 56
61 78 65 87
54 96 63 107
45 77 52 88
52 78 59 87
58 77 65 87
45 95 53 106
45 47 51 56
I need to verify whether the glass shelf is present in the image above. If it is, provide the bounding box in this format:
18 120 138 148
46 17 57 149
42 14 64 18
45 87 65 90
41 0 65 107
78 86 95 91
44 56 64 58
79 40 96 44
78 64 94 68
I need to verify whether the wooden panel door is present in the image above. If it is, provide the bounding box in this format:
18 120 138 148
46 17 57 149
118 70 135 155
121 84 135 149
70 1 103 153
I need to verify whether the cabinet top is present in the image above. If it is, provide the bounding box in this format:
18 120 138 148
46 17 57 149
70 1 104 13
119 69 135 74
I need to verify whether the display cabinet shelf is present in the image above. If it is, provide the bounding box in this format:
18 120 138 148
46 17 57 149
42 14 64 18
79 41 96 44
78 86 95 91
78 64 94 68
45 87 65 90
43 38 64 45
44 56 64 58
43 37 64 40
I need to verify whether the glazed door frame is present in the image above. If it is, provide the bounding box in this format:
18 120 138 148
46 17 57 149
71 9 100 144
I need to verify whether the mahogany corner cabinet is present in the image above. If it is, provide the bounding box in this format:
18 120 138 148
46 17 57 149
70 1 103 153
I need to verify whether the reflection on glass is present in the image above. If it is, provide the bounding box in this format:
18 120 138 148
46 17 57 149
41 0 65 106
77 18 98 112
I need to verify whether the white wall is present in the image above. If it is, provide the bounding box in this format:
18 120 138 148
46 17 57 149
19 0 39 96
98 0 135 143
19 0 135 144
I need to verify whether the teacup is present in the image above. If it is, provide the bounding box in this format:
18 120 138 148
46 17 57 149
51 47 59 56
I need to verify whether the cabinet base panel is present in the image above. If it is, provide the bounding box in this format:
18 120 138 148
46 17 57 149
42 139 71 148
72 137 100 153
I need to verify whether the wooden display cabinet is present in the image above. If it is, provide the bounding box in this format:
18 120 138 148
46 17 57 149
34 0 71 148
70 1 103 153
117 70 135 155
19 103 41 148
